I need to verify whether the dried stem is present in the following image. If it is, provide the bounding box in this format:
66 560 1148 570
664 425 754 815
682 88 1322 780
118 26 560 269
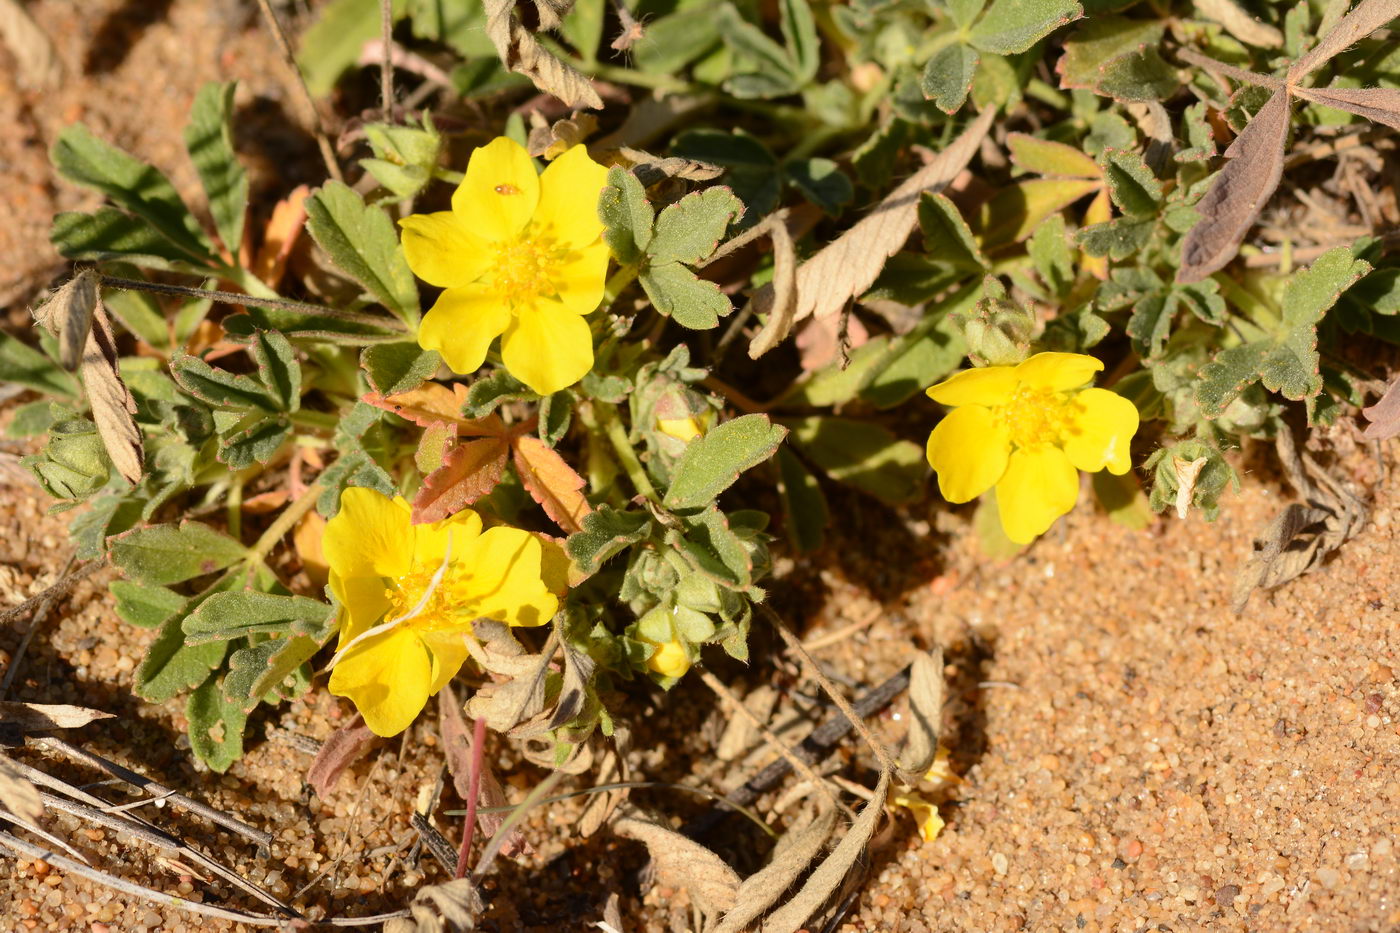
253 0 344 183
96 275 406 331
0 554 85 699
453 715 488 878
380 0 395 117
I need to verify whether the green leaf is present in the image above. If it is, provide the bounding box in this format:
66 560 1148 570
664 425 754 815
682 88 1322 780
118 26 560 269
218 415 292 470
109 522 247 586
1127 292 1173 358
672 130 782 223
776 446 827 552
250 330 301 412
639 262 733 330
0 332 77 396
785 158 853 214
863 311 970 409
4 400 59 439
664 414 787 510
559 0 605 61
539 391 573 446
105 278 170 348
1092 470 1153 530
647 188 744 266
1099 148 1163 217
171 351 278 411
1144 440 1238 520
219 306 404 345
920 42 979 114
50 124 212 263
920 192 988 269
633 4 722 74
598 166 653 265
717 2 801 98
183 591 333 645
786 416 927 505
247 634 324 702
464 369 533 417
112 582 186 629
298 0 402 96
948 0 988 28
1006 133 1101 179
187 675 248 773
1059 16 1177 101
184 82 248 253
136 611 228 702
50 208 199 267
361 342 440 395
783 337 893 407
669 506 753 588
1077 217 1153 259
780 0 821 84
1028 214 1074 296
967 0 1081 54
566 506 652 575
304 180 421 326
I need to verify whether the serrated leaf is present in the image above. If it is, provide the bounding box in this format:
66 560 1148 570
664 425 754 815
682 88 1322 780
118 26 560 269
647 188 744 266
716 2 801 99
49 208 195 268
1058 16 1178 101
566 506 652 575
639 262 733 330
361 342 440 396
968 0 1081 54
112 581 186 629
187 675 248 773
109 522 247 586
921 42 979 114
218 415 291 470
50 124 213 263
136 612 228 702
183 591 333 645
250 329 300 411
304 180 420 325
787 416 927 505
919 192 987 269
184 81 247 253
1077 216 1153 259
248 634 325 702
669 506 753 588
513 435 592 534
664 414 788 510
412 436 510 524
464 369 534 417
599 165 653 264
1029 214 1074 295
170 351 278 411
1099 147 1163 217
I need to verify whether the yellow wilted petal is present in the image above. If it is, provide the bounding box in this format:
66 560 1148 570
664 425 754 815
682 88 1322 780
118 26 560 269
535 144 609 249
329 627 433 737
324 487 414 580
456 526 558 626
453 137 540 242
399 211 491 288
418 286 512 377
892 792 946 844
421 631 471 697
1063 388 1139 475
552 238 610 315
500 300 594 395
926 365 1017 407
1012 351 1103 391
926 406 1011 503
996 445 1079 543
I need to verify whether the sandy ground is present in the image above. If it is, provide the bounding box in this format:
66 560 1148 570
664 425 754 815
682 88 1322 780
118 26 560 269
3 3 1400 933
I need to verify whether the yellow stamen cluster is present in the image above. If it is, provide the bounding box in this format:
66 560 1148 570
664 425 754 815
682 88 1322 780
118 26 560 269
384 564 465 633
996 384 1076 449
489 234 566 306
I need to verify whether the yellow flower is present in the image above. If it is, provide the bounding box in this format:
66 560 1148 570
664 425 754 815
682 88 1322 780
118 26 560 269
642 636 692 679
657 411 713 444
892 791 946 844
399 138 610 396
323 487 559 737
925 352 1138 544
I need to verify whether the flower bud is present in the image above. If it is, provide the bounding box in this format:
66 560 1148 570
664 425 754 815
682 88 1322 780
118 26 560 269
654 388 714 444
643 637 692 678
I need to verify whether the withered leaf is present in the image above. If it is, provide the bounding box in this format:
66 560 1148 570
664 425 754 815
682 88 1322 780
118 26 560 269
0 702 115 732
713 805 838 933
614 807 742 916
1289 0 1400 79
383 878 483 933
412 437 511 525
512 436 592 534
1173 455 1210 519
0 0 59 90
579 724 630 837
547 616 596 730
1362 374 1400 439
897 649 944 774
1177 88 1290 284
1292 86 1400 131
1194 0 1283 48
747 216 799 359
751 108 994 324
483 0 603 110
363 383 500 435
0 755 42 824
437 687 529 860
307 713 376 797
81 305 145 485
34 270 98 371
619 147 724 186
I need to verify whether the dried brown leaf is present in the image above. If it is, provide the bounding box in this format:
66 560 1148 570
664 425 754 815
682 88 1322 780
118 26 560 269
1177 88 1290 284
614 808 742 916
897 649 944 774
437 687 529 859
412 437 511 525
579 724 630 837
80 305 145 484
1362 374 1400 439
547 620 596 730
747 218 798 359
0 0 59 90
1289 0 1400 79
713 805 839 933
0 755 42 824
0 702 114 732
751 107 994 324
384 878 484 933
526 112 598 158
619 147 725 186
484 0 603 110
1195 0 1284 47
34 271 98 371
1173 456 1210 519
1293 85 1400 130
307 713 376 797
464 625 555 734
512 435 592 534
761 770 891 933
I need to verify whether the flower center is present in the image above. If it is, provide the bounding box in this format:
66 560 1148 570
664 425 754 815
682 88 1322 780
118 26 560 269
996 384 1078 449
487 231 568 306
383 563 469 633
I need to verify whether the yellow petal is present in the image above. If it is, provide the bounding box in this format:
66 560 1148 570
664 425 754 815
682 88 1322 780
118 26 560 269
892 792 946 844
324 487 413 581
646 639 691 678
456 526 559 626
409 507 484 573
329 627 432 737
421 631 470 697
329 571 393 636
399 211 491 288
926 406 1011 503
418 286 512 377
1063 388 1139 475
535 144 609 249
1012 352 1103 391
500 301 593 395
995 445 1079 544
453 137 541 242
553 239 610 315
926 365 1017 407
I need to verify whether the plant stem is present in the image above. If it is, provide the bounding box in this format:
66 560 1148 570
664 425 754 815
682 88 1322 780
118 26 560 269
603 264 639 305
290 409 341 432
253 0 344 183
380 0 395 118
585 402 659 503
249 483 324 563
97 276 408 332
453 715 487 879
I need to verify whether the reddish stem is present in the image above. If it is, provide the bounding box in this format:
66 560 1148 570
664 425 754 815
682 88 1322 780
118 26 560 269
453 715 488 879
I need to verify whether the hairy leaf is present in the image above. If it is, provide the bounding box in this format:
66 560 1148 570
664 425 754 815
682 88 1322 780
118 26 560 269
664 414 787 510
305 181 421 325
412 436 510 524
184 81 248 253
512 435 592 534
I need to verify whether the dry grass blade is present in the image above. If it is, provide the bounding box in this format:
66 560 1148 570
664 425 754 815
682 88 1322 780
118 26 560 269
1292 86 1400 131
0 0 59 89
713 805 839 933
751 108 994 324
1289 0 1400 79
484 0 603 110
1362 375 1400 439
1195 0 1284 47
0 754 43 824
619 147 724 185
33 270 97 371
0 702 114 732
307 713 376 797
79 305 145 484
761 770 891 933
1177 88 1290 284
613 807 742 916
578 724 630 837
897 649 944 773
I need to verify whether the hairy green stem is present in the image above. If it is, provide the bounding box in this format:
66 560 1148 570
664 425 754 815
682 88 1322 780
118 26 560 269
97 276 408 332
585 402 659 503
249 482 324 562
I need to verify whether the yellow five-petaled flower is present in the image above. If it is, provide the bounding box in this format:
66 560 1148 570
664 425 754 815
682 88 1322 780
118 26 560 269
323 487 561 737
400 137 610 396
925 352 1139 544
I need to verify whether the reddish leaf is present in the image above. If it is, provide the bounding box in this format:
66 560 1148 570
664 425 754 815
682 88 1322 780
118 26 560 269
307 713 376 797
415 421 457 473
1363 376 1400 440
512 436 592 534
412 436 510 524
363 382 505 436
